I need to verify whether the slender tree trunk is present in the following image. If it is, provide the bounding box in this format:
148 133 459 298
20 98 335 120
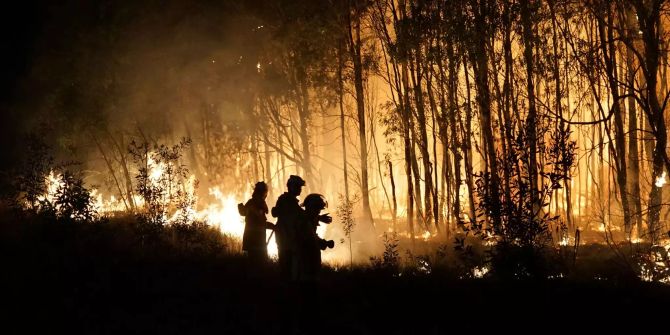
410 133 425 228
498 3 513 211
251 133 260 182
372 0 412 240
471 2 501 227
372 119 394 223
389 160 398 231
348 9 374 226
549 0 573 233
264 140 273 201
431 89 440 233
109 133 136 211
636 1 666 243
410 48 435 231
563 16 573 232
447 44 462 224
404 126 415 243
93 135 129 212
520 0 539 215
624 6 643 237
597 4 632 236
426 70 441 232
401 61 424 228
462 59 477 222
338 40 350 202
297 80 313 187
279 128 287 185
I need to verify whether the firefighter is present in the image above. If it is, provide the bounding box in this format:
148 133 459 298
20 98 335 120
293 193 334 334
238 181 275 264
271 175 332 281
295 193 334 282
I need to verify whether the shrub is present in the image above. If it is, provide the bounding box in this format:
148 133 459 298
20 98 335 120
370 232 400 274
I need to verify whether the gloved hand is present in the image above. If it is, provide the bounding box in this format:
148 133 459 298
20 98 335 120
318 213 332 224
319 239 335 250
237 203 246 216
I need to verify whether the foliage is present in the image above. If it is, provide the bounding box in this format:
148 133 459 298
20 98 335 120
9 131 100 223
370 232 400 273
128 137 193 228
459 118 576 279
166 219 229 256
337 194 358 239
52 170 99 223
337 194 359 266
11 132 54 211
636 244 670 284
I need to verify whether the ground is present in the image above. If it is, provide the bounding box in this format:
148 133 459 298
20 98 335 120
2 216 669 334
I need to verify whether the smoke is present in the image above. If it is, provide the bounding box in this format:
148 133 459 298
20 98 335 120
2 0 398 263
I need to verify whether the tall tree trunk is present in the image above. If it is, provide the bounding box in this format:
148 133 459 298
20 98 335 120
389 160 398 231
636 1 667 243
264 139 273 201
520 0 539 214
404 124 415 243
338 40 350 202
372 0 412 240
93 135 129 212
597 4 632 236
549 0 572 233
462 59 477 222
251 133 260 182
402 61 424 228
431 85 440 233
623 5 643 237
410 47 435 231
562 10 573 231
426 69 441 232
498 2 513 212
447 44 462 224
348 8 374 226
471 1 501 227
410 132 426 228
297 80 313 187
109 132 136 211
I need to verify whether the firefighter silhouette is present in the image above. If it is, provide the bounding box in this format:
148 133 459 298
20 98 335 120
294 193 334 282
271 175 332 280
238 181 275 264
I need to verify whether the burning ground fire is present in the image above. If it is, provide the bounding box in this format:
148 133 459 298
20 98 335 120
39 166 282 258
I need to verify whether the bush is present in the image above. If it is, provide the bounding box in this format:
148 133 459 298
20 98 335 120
455 122 576 279
370 232 400 274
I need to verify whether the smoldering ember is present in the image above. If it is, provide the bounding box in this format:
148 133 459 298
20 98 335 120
1 0 670 333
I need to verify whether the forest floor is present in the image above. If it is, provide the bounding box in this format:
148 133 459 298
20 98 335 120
2 214 669 334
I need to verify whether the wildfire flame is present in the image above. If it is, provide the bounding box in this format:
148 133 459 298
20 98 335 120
655 171 667 188
472 266 489 278
33 168 280 258
37 171 63 205
421 230 432 241
558 236 572 246
30 166 670 281
199 186 278 258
